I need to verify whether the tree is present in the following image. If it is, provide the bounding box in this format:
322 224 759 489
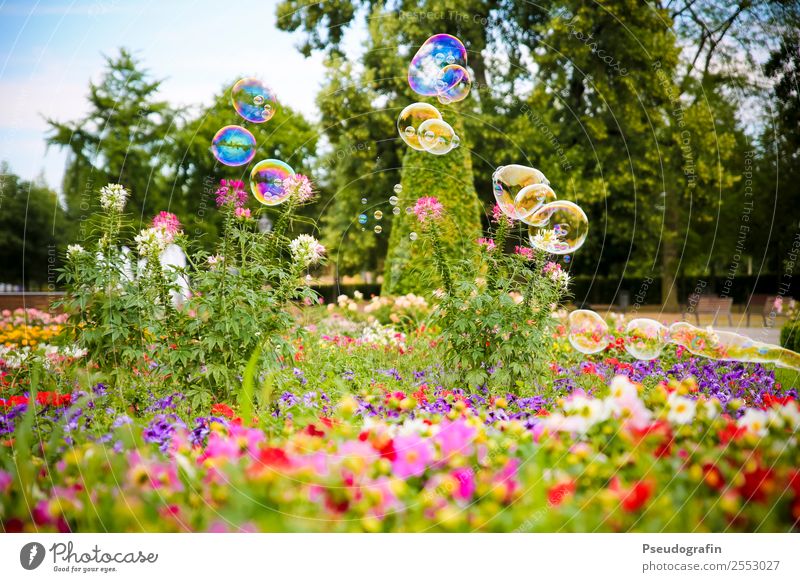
46 49 178 234
0 163 66 288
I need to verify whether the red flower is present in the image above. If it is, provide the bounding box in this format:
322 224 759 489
611 478 654 512
304 423 325 437
702 463 725 491
718 419 746 445
760 393 795 409
738 466 774 504
210 403 235 419
255 446 291 470
376 439 397 462
547 481 576 506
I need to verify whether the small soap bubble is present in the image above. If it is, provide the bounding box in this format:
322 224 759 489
624 319 669 360
374 225 383 234
409 232 418 241
397 102 442 151
361 197 368 204
528 201 589 255
567 310 609 355
250 159 295 206
211 125 256 167
393 184 403 194
405 206 413 214
374 210 383 220
358 213 368 225
418 118 456 155
231 78 278 123
389 195 399 205
393 207 400 215
254 95 264 105
408 34 468 97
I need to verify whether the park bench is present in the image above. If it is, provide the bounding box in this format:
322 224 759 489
681 294 733 326
744 294 792 327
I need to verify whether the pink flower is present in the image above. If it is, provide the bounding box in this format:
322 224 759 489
435 418 476 458
452 467 476 501
492 203 514 226
412 197 444 224
283 174 315 203
235 207 252 219
542 261 561 274
477 237 496 251
514 246 534 259
392 434 434 478
215 179 248 208
0 469 12 494
152 211 182 242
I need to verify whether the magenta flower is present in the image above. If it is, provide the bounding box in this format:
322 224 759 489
235 207 252 219
435 418 476 458
542 261 561 274
477 237 496 251
283 174 315 203
152 211 182 242
451 467 476 501
514 246 534 260
392 434 434 478
215 179 248 208
492 203 514 227
413 197 444 224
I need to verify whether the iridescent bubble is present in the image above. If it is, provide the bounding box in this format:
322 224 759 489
389 195 399 206
668 322 778 363
358 213 367 225
564 255 571 263
231 78 278 124
409 232 418 241
515 183 557 222
397 102 442 151
492 165 548 217
528 201 589 255
374 225 383 234
451 135 461 149
361 198 368 204
408 34 467 97
436 65 472 104
210 125 256 167
418 118 456 155
405 207 413 214
567 310 609 355
374 210 383 220
250 159 294 206
393 184 403 194
624 319 669 360
393 207 400 215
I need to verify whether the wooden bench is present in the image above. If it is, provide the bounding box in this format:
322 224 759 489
681 294 733 326
745 294 792 327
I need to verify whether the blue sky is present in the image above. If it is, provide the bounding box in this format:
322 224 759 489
0 0 362 191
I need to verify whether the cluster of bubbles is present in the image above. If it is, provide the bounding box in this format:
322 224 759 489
566 309 800 370
397 103 461 155
408 34 472 105
357 185 406 233
492 164 589 255
210 78 296 206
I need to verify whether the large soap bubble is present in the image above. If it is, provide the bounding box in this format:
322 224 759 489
418 118 457 155
211 125 256 167
408 34 467 97
250 159 295 206
397 103 442 151
624 318 669 360
528 201 589 255
492 165 548 218
231 78 278 124
568 309 609 355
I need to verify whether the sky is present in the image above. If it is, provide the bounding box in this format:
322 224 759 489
0 0 362 192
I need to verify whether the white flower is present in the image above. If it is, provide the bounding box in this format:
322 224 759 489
99 183 129 212
666 393 696 424
532 229 559 250
66 244 85 259
289 234 326 267
738 408 769 437
135 227 169 258
207 254 223 267
353 290 364 300
609 375 639 402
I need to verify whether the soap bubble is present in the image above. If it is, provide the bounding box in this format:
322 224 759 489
374 225 383 234
250 159 294 206
409 232 418 241
397 102 443 151
389 196 399 205
564 255 571 263
624 319 669 360
211 125 256 167
668 322 781 364
358 214 368 225
436 64 472 104
418 118 457 155
393 184 403 194
492 165 548 217
361 198 368 204
393 207 400 215
231 78 278 124
408 34 467 97
567 310 609 355
374 210 383 220
515 183 557 222
528 201 589 255
451 135 461 149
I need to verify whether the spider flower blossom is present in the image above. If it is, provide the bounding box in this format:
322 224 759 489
66 244 85 260
289 235 326 267
99 183 129 212
215 179 248 208
152 212 182 243
135 227 170 257
477 238 496 251
283 174 315 203
492 203 514 227
514 246 534 260
412 197 444 224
